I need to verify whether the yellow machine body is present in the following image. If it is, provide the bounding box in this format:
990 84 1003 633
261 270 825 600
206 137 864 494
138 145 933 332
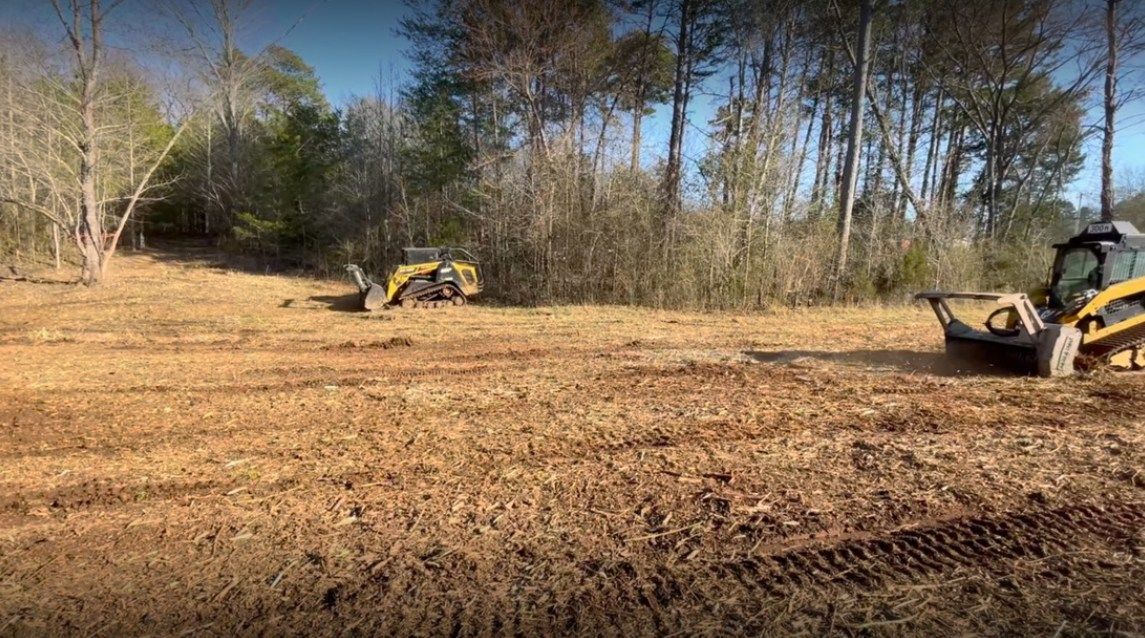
382 260 481 305
917 221 1145 376
346 247 483 310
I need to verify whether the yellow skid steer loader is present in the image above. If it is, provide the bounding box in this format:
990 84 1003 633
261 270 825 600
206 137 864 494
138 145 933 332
346 247 482 311
917 221 1145 377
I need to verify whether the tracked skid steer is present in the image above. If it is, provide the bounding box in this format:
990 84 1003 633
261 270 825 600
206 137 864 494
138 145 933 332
917 221 1145 377
346 247 482 311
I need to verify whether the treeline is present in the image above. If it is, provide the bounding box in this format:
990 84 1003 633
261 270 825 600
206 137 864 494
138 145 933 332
2 0 1144 307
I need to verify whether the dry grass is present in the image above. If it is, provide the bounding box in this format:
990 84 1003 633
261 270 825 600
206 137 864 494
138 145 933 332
0 244 1142 636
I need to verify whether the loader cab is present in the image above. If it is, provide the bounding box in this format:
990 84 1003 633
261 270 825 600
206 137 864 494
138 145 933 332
1049 221 1145 308
396 246 483 297
402 247 446 265
400 246 479 266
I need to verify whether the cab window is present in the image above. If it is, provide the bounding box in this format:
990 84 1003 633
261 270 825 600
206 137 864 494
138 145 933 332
1054 247 1100 302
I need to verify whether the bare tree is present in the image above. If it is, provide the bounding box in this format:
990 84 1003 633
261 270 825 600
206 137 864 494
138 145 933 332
924 0 1100 238
661 0 723 231
167 0 263 228
0 1 186 284
56 0 109 283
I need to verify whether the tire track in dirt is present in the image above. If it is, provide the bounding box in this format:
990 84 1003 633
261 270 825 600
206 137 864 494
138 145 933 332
0 476 302 515
721 501 1145 596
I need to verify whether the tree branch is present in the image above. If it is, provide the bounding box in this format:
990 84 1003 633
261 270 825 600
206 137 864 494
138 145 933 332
0 197 66 226
102 118 190 271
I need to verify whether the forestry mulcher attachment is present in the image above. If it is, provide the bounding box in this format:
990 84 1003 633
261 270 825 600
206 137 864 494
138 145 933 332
917 221 1145 377
346 247 482 310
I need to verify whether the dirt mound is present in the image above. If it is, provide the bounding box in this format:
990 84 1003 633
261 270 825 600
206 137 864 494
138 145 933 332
320 336 414 350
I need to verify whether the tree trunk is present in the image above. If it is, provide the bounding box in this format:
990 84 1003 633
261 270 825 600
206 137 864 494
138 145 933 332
835 0 874 285
78 155 104 285
785 78 820 220
205 116 212 234
630 104 644 172
662 0 691 224
1101 0 1119 222
942 125 965 207
225 93 241 217
896 64 921 221
810 51 835 210
77 1 105 285
628 2 657 174
52 222 61 271
920 88 943 204
867 50 892 204
726 53 747 209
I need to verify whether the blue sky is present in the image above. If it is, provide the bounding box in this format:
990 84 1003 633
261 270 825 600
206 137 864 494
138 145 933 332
257 0 414 104
3 0 1143 209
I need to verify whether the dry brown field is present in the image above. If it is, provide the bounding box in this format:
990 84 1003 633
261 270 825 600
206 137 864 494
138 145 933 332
1 245 1142 636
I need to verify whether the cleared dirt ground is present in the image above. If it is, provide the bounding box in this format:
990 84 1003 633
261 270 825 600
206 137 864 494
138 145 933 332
1 245 1143 636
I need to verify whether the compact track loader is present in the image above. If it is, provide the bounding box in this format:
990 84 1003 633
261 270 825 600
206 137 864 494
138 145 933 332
917 221 1145 377
346 247 482 311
